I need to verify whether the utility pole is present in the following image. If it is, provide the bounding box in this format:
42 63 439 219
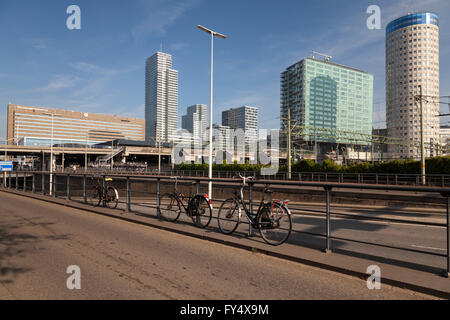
287 109 291 179
419 85 426 185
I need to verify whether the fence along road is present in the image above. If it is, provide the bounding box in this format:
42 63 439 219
3 171 450 282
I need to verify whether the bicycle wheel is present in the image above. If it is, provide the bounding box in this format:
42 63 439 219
106 187 119 209
189 195 212 228
218 198 241 234
257 202 292 246
88 187 101 206
159 193 181 222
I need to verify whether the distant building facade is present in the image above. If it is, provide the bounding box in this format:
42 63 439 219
181 104 207 141
222 106 258 147
440 125 450 155
145 52 178 143
386 12 440 159
6 104 145 146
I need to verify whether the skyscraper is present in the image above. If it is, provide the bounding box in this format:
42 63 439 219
145 52 178 143
386 12 440 159
181 104 207 140
280 56 373 146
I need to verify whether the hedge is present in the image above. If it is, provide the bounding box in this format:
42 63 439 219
175 156 450 174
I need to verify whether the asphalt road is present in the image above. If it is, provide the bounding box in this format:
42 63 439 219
0 191 436 299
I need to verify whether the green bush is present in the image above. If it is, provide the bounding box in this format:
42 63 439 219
175 156 450 174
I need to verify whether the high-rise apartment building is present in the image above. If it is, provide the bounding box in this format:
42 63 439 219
386 12 440 159
222 106 258 146
280 57 373 145
181 104 207 140
145 52 178 143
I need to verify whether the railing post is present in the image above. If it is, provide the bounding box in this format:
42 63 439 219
248 181 254 237
32 173 35 193
15 171 18 190
376 174 379 185
395 175 398 185
341 173 344 183
102 175 106 206
83 175 87 204
127 176 131 212
441 192 450 278
156 178 161 217
324 186 332 253
196 179 200 195
53 174 56 197
3 172 5 188
23 172 26 192
358 174 361 184
67 174 71 200
42 172 45 195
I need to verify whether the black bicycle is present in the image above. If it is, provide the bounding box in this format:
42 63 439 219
88 177 119 209
217 174 292 245
159 177 212 228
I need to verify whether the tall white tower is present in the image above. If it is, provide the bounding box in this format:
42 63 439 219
145 52 178 143
386 13 440 159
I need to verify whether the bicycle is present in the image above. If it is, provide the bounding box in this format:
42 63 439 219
88 177 119 209
159 177 212 228
217 174 292 246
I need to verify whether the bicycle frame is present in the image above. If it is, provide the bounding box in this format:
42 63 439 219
170 177 201 216
234 180 290 227
234 182 266 225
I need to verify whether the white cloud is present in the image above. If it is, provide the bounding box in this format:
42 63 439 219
131 0 200 43
21 38 48 49
39 75 79 91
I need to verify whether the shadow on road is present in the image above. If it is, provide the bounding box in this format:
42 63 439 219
0 210 70 285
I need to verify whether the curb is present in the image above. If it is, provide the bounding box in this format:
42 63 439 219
1 188 449 299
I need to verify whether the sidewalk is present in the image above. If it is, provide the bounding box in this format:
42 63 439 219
1 187 449 299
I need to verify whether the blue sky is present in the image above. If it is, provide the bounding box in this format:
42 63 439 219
1 0 449 139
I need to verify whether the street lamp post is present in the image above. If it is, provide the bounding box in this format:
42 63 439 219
197 25 227 199
43 112 58 195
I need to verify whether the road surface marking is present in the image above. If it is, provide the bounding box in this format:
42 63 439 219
411 245 446 251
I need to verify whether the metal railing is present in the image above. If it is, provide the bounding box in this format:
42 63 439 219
1 170 449 278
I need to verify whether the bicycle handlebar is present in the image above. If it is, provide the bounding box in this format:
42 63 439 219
237 174 256 185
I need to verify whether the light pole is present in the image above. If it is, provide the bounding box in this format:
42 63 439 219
197 24 227 199
44 112 58 195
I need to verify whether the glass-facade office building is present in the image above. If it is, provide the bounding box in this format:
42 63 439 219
280 57 373 145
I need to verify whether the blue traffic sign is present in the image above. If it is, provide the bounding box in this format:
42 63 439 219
0 161 13 172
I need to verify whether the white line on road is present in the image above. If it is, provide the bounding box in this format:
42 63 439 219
411 245 446 251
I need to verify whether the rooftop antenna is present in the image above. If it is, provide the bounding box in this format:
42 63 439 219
311 50 332 62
